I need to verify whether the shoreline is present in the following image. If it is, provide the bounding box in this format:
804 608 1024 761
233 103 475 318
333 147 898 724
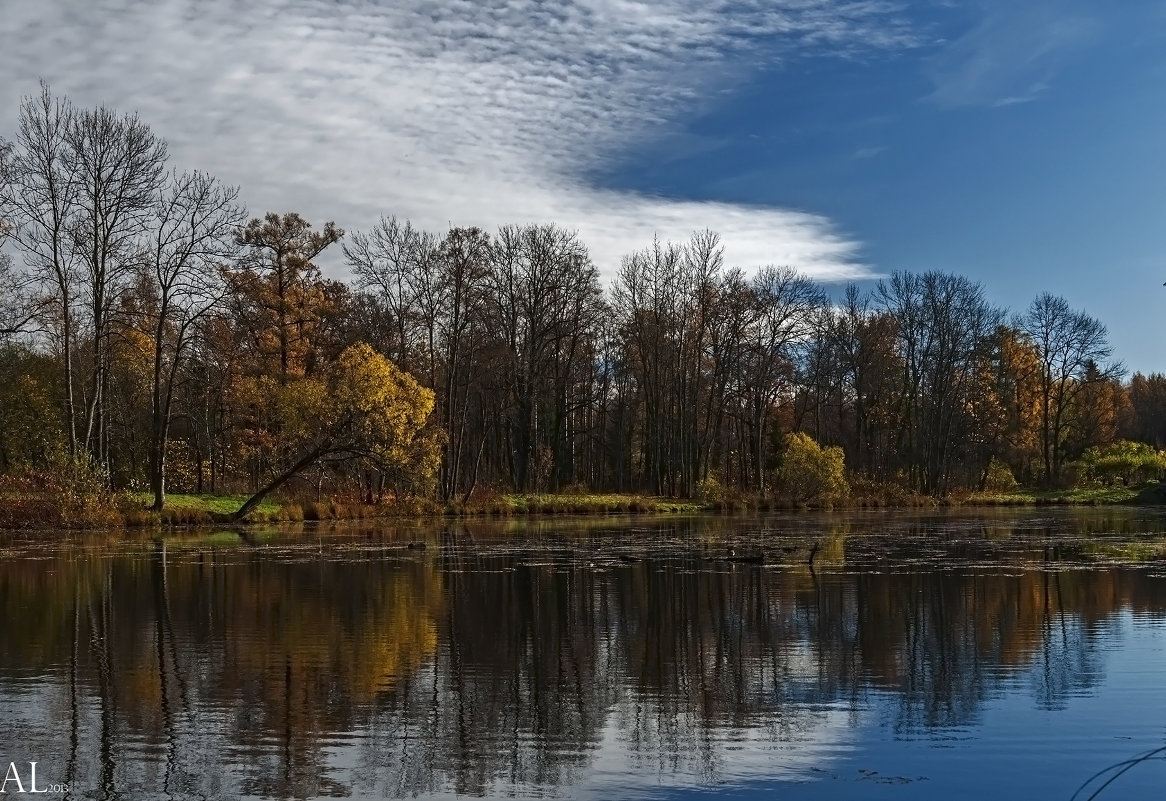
1 485 1163 532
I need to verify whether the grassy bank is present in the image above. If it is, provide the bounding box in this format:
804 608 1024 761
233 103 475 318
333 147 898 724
0 489 710 530
153 492 708 523
2 482 1163 531
124 493 285 524
962 482 1163 506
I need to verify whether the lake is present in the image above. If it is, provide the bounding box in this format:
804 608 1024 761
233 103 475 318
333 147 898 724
2 508 1166 800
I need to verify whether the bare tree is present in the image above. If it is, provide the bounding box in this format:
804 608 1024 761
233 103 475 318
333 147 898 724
832 284 902 478
344 215 438 370
706 267 754 488
612 237 683 493
0 83 81 452
0 215 41 338
1020 292 1121 485
66 102 169 464
487 223 600 491
743 265 825 493
144 171 244 510
435 227 492 500
674 230 726 496
877 271 1001 494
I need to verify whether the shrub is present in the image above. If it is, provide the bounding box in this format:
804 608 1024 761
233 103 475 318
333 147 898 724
776 432 849 506
1078 440 1166 485
0 457 119 528
984 457 1020 492
695 475 729 503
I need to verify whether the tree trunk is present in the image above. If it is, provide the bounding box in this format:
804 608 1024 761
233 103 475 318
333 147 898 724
61 290 77 457
232 445 326 520
150 305 168 511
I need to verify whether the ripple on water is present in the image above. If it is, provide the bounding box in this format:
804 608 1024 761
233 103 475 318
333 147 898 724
2 510 1166 798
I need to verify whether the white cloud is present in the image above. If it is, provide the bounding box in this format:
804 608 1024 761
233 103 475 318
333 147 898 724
0 0 912 280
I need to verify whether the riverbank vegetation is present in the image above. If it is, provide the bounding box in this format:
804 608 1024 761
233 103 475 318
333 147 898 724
2 86 1166 528
963 483 1161 507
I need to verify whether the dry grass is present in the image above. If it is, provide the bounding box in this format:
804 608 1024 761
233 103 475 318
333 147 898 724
11 476 1147 533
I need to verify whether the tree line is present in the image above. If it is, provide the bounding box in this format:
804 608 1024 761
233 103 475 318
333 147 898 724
1 85 1163 510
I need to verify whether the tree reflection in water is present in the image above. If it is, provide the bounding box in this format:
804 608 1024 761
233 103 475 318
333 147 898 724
0 509 1163 799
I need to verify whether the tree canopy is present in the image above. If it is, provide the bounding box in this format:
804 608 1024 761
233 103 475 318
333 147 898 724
232 343 441 518
0 85 1158 512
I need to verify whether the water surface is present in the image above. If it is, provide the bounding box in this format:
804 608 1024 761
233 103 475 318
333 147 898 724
3 508 1166 800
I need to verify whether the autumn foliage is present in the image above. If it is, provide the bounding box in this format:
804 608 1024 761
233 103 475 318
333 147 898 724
777 433 848 506
0 85 1162 519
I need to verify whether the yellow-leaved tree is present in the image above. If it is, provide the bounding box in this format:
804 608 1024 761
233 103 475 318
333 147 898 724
232 343 442 519
777 432 848 506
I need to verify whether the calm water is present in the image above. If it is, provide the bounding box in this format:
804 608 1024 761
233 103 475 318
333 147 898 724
3 509 1166 800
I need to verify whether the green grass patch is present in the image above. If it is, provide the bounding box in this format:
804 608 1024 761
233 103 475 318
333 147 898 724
128 493 282 516
964 483 1160 506
120 492 285 525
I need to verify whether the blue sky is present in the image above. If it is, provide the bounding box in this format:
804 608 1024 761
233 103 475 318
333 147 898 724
1 0 1164 371
599 0 1166 373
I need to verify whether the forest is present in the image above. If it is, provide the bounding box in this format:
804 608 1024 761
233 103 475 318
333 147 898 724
2 84 1166 520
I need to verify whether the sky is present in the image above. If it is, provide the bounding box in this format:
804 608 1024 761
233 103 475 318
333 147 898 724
1 0 1165 372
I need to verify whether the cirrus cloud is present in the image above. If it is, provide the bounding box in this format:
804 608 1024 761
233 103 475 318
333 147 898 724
0 0 914 279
